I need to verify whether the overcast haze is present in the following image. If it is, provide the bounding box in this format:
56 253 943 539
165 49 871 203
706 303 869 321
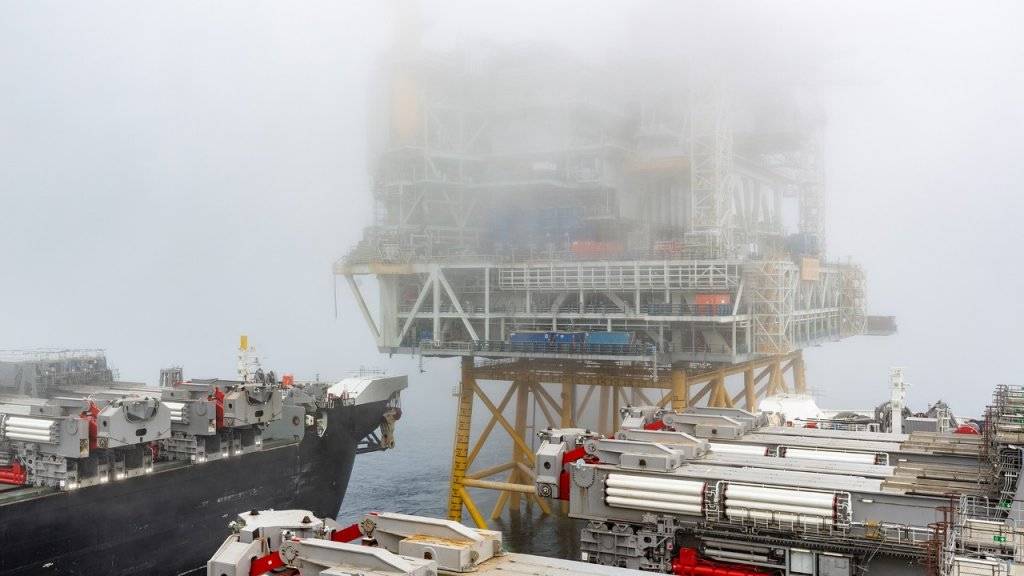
2 1 1022 417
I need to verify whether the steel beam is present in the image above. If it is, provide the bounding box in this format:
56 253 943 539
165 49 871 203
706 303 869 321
344 274 381 342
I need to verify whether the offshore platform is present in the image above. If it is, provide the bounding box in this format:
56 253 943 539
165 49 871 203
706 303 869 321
336 41 891 528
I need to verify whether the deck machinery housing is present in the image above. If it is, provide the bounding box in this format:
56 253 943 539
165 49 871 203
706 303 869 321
209 508 723 576
530 385 1024 576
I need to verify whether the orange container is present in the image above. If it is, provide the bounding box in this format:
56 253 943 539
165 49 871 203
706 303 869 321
694 294 731 306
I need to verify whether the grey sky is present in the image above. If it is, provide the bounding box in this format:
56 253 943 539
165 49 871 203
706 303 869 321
2 1 1021 417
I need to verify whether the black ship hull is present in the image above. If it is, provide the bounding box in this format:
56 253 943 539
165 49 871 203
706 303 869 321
0 400 391 576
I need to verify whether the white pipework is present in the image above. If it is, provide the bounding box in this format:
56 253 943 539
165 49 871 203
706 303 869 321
606 474 705 495
781 447 878 465
6 432 55 442
721 483 843 527
5 416 54 430
164 401 186 423
605 474 706 515
708 442 767 456
725 499 832 517
2 416 57 443
5 427 55 437
606 496 702 515
5 425 55 435
724 484 835 509
605 487 702 506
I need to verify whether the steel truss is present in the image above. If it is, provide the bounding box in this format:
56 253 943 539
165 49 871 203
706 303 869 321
338 259 850 363
446 353 805 528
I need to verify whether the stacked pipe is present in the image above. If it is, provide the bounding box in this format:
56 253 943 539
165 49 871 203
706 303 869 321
779 447 879 465
1 416 57 444
708 443 767 457
164 401 186 424
722 484 837 528
711 442 884 466
604 473 706 515
996 416 1024 433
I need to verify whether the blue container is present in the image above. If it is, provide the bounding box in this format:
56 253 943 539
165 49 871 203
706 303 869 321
585 331 634 345
550 331 586 344
510 332 551 344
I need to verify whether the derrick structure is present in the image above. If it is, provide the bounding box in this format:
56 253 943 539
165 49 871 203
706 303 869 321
337 45 868 527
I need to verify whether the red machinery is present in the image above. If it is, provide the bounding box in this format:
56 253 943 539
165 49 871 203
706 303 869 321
80 401 100 450
0 460 27 486
673 548 774 576
955 423 980 435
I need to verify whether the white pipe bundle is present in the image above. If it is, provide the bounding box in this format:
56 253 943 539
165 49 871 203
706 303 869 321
6 416 52 429
724 484 835 524
725 484 835 509
726 499 832 517
605 474 705 515
782 447 878 465
606 496 701 515
708 442 766 456
606 487 702 506
164 401 186 423
3 416 57 443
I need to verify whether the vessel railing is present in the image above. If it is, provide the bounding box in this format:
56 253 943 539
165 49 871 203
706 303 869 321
420 339 658 358
0 348 106 363
415 339 749 358
398 303 742 317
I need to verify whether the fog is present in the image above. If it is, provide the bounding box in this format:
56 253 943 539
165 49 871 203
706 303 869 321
2 0 1022 418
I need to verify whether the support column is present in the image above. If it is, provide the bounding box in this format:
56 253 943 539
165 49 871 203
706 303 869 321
708 373 730 408
768 358 783 395
793 350 807 394
484 267 490 341
598 385 611 435
561 381 574 427
432 270 441 341
560 380 573 512
671 364 688 412
612 384 621 433
448 357 479 524
744 368 757 410
509 380 530 511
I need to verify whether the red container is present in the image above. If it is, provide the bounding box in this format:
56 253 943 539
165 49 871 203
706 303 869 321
570 241 624 258
694 294 731 306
